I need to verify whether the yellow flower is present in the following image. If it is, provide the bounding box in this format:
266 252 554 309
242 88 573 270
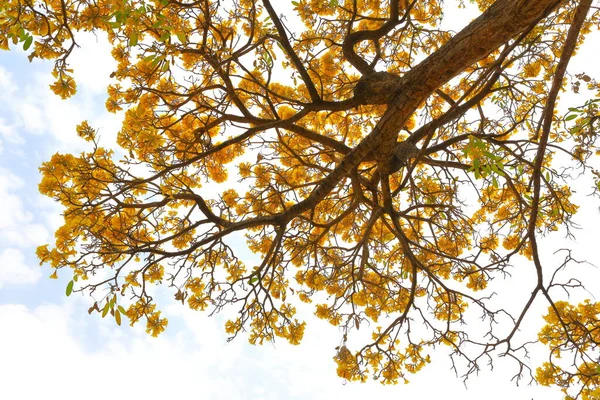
105 98 122 113
222 189 238 208
188 295 208 311
145 312 168 337
502 234 520 250
76 120 95 142
36 244 50 264
286 321 306 345
143 264 164 283
523 60 542 78
49 75 77 99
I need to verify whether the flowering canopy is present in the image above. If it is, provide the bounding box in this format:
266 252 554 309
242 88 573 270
2 0 600 397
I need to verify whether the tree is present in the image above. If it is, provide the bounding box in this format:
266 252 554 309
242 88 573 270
2 0 600 396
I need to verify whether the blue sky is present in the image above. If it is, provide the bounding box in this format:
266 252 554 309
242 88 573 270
1 3 599 399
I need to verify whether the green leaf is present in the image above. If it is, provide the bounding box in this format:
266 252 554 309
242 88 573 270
482 164 491 177
176 32 187 43
485 152 500 162
263 50 273 67
17 27 26 40
494 163 505 177
73 274 78 282
595 364 600 374
109 294 116 308
66 280 74 297
114 11 123 24
129 32 138 46
151 56 163 67
159 32 170 43
118 305 127 315
101 302 110 318
115 310 122 326
249 276 259 285
23 35 33 51
565 114 578 121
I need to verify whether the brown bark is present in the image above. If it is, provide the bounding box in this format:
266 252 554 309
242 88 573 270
375 0 565 163
285 0 564 219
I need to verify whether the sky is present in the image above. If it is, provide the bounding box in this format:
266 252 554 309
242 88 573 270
0 2 599 399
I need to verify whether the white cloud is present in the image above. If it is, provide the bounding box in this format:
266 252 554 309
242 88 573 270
0 168 30 229
69 32 115 94
0 52 119 151
4 223 49 248
16 102 45 133
0 117 24 144
0 65 17 98
0 248 41 288
11 69 123 150
0 167 49 247
0 301 563 400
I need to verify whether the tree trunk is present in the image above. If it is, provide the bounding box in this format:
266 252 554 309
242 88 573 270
286 0 564 218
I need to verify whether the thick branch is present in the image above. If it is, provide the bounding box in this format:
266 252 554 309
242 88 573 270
527 0 593 289
342 0 402 74
262 0 321 102
375 0 564 163
286 0 564 217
